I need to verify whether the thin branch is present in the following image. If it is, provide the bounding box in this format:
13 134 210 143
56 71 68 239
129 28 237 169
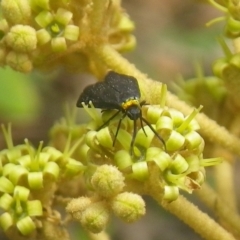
159 195 236 240
195 183 240 239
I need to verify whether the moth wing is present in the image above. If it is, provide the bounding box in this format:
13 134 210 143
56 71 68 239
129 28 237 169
105 71 141 101
76 81 121 109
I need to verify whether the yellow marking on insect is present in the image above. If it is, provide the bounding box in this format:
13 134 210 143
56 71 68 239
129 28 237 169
121 99 140 110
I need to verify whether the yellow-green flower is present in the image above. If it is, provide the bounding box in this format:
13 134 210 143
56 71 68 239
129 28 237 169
35 8 79 52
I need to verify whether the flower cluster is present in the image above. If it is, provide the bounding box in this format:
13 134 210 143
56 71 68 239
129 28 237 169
0 124 85 236
77 101 222 202
66 165 145 233
209 0 240 38
0 0 135 72
213 45 240 110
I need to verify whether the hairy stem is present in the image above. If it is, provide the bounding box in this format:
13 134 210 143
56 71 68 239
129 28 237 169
196 183 240 239
159 195 235 240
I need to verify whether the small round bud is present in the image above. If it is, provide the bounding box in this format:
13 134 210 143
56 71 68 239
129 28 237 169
91 165 125 197
81 202 110 233
111 192 145 223
5 25 37 53
6 51 32 72
66 197 91 220
1 0 31 24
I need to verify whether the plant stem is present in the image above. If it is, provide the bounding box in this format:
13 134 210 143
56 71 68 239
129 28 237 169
159 195 236 240
196 183 240 239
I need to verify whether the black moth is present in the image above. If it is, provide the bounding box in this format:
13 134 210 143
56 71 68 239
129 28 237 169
76 71 165 154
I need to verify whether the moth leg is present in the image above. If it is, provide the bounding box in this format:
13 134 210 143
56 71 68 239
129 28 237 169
97 110 121 131
112 113 126 147
130 119 138 156
141 117 166 150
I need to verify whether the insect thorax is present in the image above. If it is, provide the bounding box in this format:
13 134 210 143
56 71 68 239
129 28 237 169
121 98 141 120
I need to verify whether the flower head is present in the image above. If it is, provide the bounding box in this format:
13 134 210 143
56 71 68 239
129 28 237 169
35 8 79 52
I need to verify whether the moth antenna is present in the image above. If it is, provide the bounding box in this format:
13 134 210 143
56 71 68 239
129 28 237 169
141 117 166 150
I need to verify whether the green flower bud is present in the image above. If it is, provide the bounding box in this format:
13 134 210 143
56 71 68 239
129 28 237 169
1 0 31 24
28 172 43 189
131 161 149 181
55 8 73 25
111 192 145 223
212 58 229 78
63 25 80 41
112 127 132 151
146 147 171 171
0 193 14 210
8 165 28 185
91 165 125 197
145 105 163 124
85 131 100 151
16 216 36 235
114 150 133 170
13 186 30 201
26 200 42 216
5 25 37 52
6 51 32 72
96 127 113 149
170 154 189 174
163 185 179 201
230 53 240 68
0 176 14 193
227 16 240 32
165 130 185 151
36 29 51 45
156 116 173 130
118 14 135 32
184 131 203 150
134 125 155 149
6 147 22 163
0 212 13 231
81 202 110 233
185 155 200 172
118 35 136 52
64 158 85 176
30 0 49 11
35 10 54 28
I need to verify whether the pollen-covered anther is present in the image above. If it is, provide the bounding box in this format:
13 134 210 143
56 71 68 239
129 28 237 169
91 164 125 198
80 202 110 234
111 192 146 223
5 25 37 52
1 0 31 24
66 197 92 220
6 51 32 72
